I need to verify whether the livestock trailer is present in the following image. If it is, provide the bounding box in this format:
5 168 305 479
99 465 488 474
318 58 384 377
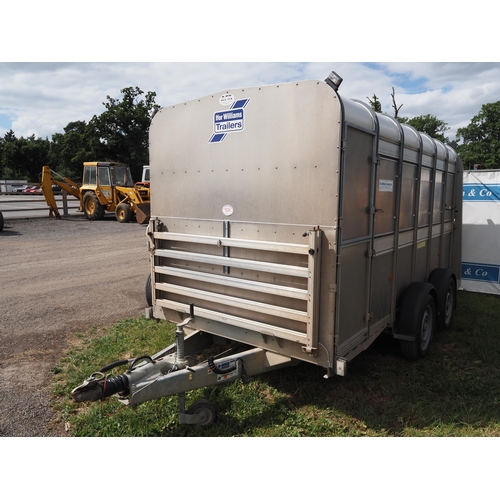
72 72 463 425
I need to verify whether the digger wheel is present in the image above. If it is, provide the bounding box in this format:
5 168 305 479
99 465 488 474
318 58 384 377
115 203 131 223
83 192 105 220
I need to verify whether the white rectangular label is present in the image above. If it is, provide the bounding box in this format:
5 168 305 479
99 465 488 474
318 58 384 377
379 179 393 192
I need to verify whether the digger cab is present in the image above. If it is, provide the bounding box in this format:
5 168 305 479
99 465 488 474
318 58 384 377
82 162 134 191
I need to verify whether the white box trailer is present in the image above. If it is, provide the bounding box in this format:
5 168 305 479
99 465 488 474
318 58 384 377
72 72 463 425
461 169 500 295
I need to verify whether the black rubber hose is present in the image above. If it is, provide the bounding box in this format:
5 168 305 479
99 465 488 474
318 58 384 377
100 359 130 373
128 356 154 371
102 375 129 398
100 355 154 374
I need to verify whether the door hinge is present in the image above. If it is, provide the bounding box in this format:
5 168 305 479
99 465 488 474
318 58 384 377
302 346 317 355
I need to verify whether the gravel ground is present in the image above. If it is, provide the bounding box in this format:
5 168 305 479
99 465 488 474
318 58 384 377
0 214 150 436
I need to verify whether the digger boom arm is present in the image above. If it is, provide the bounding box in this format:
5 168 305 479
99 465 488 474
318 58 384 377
41 166 82 218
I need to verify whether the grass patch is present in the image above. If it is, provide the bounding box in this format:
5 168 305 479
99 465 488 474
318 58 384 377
52 290 500 436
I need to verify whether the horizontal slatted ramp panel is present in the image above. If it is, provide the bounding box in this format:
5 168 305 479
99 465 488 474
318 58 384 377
153 230 312 341
153 231 310 254
156 299 308 343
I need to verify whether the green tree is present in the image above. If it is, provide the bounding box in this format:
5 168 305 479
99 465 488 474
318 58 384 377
89 87 159 180
49 120 96 179
456 101 500 169
0 135 4 178
0 131 50 181
366 91 449 143
367 89 402 117
367 94 382 113
0 130 21 179
398 114 450 143
0 87 159 182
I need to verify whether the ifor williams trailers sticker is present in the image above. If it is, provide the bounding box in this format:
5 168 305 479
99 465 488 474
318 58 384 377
209 98 250 143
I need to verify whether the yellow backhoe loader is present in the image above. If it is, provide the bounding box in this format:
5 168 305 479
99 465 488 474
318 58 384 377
41 162 150 224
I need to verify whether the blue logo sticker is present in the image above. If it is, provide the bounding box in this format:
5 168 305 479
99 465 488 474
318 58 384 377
209 99 250 143
462 262 500 283
463 183 500 201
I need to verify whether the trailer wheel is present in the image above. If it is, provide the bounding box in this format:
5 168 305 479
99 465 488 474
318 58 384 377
115 203 131 223
186 399 217 426
398 282 437 361
428 268 456 330
83 192 105 220
145 273 152 307
0 211 3 232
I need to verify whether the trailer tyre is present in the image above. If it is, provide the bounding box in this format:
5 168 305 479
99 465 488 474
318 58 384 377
398 282 437 361
115 203 131 223
186 399 217 426
0 211 3 232
428 268 456 330
145 273 152 307
83 192 105 220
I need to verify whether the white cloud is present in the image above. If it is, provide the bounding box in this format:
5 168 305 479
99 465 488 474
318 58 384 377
1 62 500 142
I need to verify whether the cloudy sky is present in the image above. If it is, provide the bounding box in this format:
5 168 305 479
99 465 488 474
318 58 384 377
2 61 499 144
2 3 497 145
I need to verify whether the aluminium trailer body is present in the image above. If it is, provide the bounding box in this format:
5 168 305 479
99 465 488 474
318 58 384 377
147 74 462 372
72 73 462 422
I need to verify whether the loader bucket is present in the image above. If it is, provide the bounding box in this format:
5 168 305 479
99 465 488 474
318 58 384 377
135 203 151 224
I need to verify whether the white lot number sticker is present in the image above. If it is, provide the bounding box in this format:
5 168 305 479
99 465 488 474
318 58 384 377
219 93 234 106
222 204 233 216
